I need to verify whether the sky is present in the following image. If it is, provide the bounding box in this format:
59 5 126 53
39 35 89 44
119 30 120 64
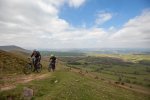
0 0 150 49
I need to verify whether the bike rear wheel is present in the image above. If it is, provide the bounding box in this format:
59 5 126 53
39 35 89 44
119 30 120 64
23 63 32 74
48 66 51 72
48 63 52 72
37 63 42 73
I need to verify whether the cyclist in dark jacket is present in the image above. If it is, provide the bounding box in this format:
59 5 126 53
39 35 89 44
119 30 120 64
49 54 57 72
31 49 41 72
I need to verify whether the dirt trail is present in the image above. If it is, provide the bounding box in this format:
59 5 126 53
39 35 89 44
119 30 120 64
0 62 61 92
0 73 50 91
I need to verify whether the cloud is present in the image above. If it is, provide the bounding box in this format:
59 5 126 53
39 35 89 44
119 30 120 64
0 0 149 49
0 0 86 49
109 9 150 48
68 0 86 8
95 11 113 25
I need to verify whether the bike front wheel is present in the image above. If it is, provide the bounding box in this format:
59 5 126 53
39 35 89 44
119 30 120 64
23 63 32 74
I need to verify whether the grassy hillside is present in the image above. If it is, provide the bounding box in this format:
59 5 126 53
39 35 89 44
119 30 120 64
0 45 31 53
0 50 28 75
60 56 150 87
0 52 150 100
0 68 149 100
10 50 30 59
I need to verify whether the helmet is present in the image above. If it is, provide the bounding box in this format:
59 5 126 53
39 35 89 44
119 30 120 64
33 49 36 52
51 54 54 57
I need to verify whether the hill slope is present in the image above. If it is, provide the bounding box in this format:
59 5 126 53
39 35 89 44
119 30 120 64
0 53 149 100
0 66 149 100
0 50 28 74
0 45 30 53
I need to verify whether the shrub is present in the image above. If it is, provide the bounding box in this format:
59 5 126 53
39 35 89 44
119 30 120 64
133 71 140 75
132 81 137 84
129 85 132 88
145 67 150 72
139 60 150 66
118 77 122 82
147 84 150 87
121 82 125 85
125 79 131 83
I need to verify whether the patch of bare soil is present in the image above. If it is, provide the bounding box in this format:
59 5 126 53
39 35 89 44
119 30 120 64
0 73 49 91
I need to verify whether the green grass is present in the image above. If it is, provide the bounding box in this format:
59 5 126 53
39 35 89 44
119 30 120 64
41 51 85 57
0 70 150 100
0 50 28 75
60 55 150 87
1 52 150 100
91 54 150 63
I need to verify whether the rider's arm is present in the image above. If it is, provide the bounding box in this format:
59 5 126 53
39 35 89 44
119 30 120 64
49 57 52 62
36 51 41 60
56 58 57 64
31 52 34 57
39 55 41 60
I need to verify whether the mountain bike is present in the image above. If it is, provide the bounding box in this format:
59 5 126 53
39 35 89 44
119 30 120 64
48 63 51 72
23 58 42 74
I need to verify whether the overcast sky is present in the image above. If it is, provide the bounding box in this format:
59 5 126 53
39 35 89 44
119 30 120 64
0 0 150 49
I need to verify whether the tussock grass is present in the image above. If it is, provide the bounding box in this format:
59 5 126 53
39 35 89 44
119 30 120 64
0 70 150 100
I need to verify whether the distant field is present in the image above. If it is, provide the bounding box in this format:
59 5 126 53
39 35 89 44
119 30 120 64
59 54 150 87
40 51 85 57
89 53 150 62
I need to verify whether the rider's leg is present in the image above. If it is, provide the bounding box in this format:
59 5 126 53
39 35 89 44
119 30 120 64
52 64 55 72
49 63 51 72
33 62 36 72
34 58 38 72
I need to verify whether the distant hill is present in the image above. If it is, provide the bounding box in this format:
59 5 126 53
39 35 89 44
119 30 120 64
0 45 31 53
66 48 150 54
41 51 85 57
0 50 28 74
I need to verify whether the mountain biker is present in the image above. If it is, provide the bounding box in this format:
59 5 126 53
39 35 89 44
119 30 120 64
49 54 57 72
31 49 41 72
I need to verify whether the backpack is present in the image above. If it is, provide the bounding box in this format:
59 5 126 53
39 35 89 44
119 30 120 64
35 51 40 57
